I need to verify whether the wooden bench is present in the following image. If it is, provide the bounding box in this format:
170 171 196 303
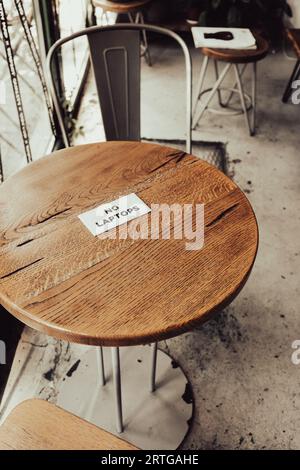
282 29 300 103
0 399 137 450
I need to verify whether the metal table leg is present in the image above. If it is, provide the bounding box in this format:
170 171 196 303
58 345 193 450
96 346 105 386
111 346 123 433
150 342 158 392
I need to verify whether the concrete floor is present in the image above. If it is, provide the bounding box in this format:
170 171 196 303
1 40 300 450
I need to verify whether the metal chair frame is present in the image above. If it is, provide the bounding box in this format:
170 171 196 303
46 23 192 153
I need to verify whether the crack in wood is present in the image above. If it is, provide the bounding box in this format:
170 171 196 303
0 257 44 280
149 151 187 173
17 238 34 247
35 207 71 226
206 203 239 228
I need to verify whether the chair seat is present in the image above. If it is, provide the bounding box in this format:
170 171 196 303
93 0 151 13
286 29 300 58
201 32 269 64
0 399 137 450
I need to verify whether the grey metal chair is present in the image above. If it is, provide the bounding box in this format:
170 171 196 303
46 24 192 434
46 23 192 153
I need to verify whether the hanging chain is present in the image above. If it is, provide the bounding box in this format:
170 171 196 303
14 0 56 136
0 0 32 163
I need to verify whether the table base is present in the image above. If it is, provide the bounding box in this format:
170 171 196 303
56 345 194 450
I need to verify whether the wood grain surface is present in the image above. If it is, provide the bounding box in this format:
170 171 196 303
0 141 258 346
0 399 137 450
92 0 151 13
201 32 269 64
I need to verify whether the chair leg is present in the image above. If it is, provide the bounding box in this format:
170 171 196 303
128 11 151 66
100 10 109 26
112 347 123 433
223 63 248 108
150 342 158 392
139 11 151 66
96 346 106 386
234 64 253 136
193 62 232 129
251 62 257 136
192 55 209 120
282 59 300 103
214 60 225 107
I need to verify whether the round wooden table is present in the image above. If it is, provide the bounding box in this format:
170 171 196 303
0 141 258 449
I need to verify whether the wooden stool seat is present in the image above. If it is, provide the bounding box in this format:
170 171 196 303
93 0 151 14
0 399 137 450
201 32 269 64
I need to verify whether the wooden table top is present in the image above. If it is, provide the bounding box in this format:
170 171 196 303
201 32 269 64
0 142 258 346
0 399 137 450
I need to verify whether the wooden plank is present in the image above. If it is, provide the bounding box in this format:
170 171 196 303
0 399 137 450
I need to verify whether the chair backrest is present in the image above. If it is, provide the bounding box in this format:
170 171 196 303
46 24 192 153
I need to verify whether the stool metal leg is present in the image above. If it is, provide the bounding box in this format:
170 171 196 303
234 64 252 136
139 11 151 66
251 62 257 135
192 55 209 120
97 346 105 386
150 342 158 392
112 347 123 433
128 11 151 66
214 60 225 107
223 63 248 108
193 62 231 129
282 59 300 103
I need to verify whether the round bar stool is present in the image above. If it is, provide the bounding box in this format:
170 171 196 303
193 32 269 136
93 0 152 65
